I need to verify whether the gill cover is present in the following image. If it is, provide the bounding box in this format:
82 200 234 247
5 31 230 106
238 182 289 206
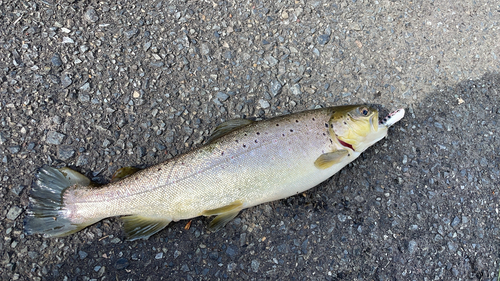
329 105 387 152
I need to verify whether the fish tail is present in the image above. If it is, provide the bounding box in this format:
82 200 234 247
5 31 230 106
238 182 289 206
24 166 96 237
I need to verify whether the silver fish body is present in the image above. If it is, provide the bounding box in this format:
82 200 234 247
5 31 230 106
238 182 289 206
25 105 404 240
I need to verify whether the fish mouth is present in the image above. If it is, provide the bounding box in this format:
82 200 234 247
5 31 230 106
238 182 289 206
379 108 405 127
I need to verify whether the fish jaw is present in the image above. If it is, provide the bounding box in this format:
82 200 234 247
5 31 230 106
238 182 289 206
380 108 405 127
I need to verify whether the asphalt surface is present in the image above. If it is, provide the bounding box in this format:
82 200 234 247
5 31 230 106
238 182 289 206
1 0 499 280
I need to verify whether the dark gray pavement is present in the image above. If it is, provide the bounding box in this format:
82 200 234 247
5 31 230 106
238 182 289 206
1 0 499 280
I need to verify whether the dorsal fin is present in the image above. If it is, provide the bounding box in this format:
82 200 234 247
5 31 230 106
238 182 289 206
207 119 254 143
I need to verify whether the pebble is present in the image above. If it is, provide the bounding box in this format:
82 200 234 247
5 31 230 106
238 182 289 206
46 131 65 145
259 99 270 109
115 258 129 270
225 245 238 259
408 240 417 254
78 251 88 260
58 146 75 160
216 92 229 101
447 241 458 252
155 253 163 259
78 93 90 103
7 146 20 154
6 206 23 220
61 74 72 88
84 8 99 23
51 54 63 67
124 29 138 39
270 80 283 96
317 34 330 45
290 84 302 95
10 185 25 196
251 260 260 272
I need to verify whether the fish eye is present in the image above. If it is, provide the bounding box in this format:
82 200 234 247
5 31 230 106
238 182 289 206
359 107 369 116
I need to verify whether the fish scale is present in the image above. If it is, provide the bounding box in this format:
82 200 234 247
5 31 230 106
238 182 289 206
24 105 404 241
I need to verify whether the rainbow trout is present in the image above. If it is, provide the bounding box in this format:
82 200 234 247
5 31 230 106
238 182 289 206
25 105 404 240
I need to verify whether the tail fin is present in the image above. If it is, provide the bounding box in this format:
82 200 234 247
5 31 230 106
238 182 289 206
24 166 95 237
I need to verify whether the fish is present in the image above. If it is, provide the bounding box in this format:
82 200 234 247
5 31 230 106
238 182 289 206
24 105 405 241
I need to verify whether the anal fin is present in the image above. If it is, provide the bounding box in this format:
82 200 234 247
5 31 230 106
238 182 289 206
111 166 141 183
121 215 171 241
314 150 349 169
202 200 243 231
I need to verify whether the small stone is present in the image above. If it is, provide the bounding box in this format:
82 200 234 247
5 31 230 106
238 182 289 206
46 131 65 145
143 41 152 52
7 146 20 154
115 258 129 270
6 206 23 220
251 260 260 272
133 91 140 98
258 99 270 109
124 29 138 39
290 84 302 95
84 8 99 23
225 245 238 259
155 253 163 259
317 34 330 45
408 240 417 254
76 155 88 166
62 37 74 44
270 80 282 96
51 54 62 67
11 185 25 196
451 216 460 227
216 92 229 101
78 93 90 103
78 251 88 259
58 146 75 160
79 82 90 91
338 213 347 222
200 43 210 55
61 74 72 88
447 241 458 252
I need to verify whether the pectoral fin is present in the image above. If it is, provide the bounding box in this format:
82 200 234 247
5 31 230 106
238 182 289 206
202 200 243 231
121 215 171 241
314 150 349 169
207 119 254 143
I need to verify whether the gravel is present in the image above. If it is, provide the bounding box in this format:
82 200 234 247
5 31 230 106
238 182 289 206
1 0 499 280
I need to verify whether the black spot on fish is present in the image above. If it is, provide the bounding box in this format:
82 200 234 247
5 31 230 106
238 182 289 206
323 133 326 136
221 152 224 156
295 120 299 123
312 118 316 121
276 124 279 126
158 168 161 171
290 129 294 132
348 154 351 156
329 139 333 143
255 140 258 143
243 144 246 148
325 123 328 128
282 134 285 137
244 133 247 136
235 140 239 143
343 121 347 125
330 124 333 128
256 132 260 135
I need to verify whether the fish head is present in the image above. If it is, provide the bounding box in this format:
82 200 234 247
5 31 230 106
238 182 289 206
328 105 405 152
